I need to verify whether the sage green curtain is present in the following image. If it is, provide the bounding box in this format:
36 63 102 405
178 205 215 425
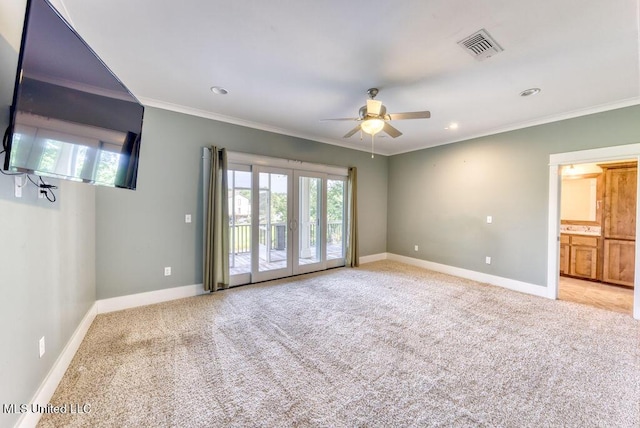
346 166 359 267
204 146 229 291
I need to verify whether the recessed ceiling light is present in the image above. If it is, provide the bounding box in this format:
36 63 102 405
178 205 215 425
210 86 228 95
520 88 541 97
445 122 459 130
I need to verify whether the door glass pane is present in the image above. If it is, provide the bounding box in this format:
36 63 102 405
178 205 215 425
229 170 252 275
327 179 345 260
258 172 288 272
298 176 321 265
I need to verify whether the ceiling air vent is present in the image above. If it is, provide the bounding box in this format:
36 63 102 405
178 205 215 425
458 29 503 61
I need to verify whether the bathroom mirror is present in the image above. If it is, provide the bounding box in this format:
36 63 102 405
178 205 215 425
561 176 597 222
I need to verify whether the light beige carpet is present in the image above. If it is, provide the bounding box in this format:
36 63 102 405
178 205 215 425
39 261 639 427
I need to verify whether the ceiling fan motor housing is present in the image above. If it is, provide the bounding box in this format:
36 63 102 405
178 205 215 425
359 104 387 119
325 87 428 141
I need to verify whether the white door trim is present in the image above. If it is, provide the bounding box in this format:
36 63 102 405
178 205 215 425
228 151 348 176
222 151 348 285
547 143 640 320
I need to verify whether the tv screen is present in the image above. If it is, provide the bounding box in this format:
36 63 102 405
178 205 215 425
2 0 144 190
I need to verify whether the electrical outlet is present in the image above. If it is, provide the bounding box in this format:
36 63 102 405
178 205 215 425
414 245 419 251
164 267 171 276
185 214 192 223
39 336 45 358
485 256 492 265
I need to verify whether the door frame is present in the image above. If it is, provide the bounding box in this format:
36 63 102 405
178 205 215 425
547 143 640 320
226 151 348 285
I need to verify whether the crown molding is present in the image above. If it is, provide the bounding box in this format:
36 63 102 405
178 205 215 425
389 96 640 156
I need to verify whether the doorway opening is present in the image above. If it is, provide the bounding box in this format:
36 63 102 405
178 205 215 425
557 160 636 314
548 144 640 320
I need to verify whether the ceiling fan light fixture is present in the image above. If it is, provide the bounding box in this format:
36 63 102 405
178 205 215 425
361 118 385 135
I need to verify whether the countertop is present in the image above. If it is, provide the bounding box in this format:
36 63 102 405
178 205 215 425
560 224 601 236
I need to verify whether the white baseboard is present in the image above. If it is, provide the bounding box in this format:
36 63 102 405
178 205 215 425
98 253 546 316
361 252 548 298
359 253 389 264
96 283 206 314
16 303 98 428
386 253 549 298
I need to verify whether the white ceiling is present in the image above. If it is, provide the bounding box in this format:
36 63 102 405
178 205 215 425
54 0 640 156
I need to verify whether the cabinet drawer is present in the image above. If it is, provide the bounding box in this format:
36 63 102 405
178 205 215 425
571 235 598 247
560 234 570 244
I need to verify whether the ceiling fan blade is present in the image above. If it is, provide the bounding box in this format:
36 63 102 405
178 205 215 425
343 125 361 138
366 99 382 116
383 122 403 138
321 117 359 121
388 111 431 120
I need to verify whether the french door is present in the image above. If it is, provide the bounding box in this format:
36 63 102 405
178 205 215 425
294 171 324 275
252 166 293 282
228 163 346 286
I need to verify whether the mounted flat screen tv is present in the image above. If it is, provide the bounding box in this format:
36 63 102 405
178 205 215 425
2 0 144 190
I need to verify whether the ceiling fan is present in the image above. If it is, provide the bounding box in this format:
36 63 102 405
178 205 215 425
323 88 431 140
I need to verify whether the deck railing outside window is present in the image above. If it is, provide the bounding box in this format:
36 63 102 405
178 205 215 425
229 222 343 254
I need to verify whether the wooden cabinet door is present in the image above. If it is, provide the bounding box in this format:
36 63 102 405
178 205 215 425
570 246 598 280
604 166 637 240
603 239 635 287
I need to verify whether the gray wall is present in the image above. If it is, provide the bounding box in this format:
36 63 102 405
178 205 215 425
96 107 388 299
387 106 640 286
0 2 96 426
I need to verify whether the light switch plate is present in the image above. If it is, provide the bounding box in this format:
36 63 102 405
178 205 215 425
14 176 22 198
185 214 192 223
486 215 493 224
